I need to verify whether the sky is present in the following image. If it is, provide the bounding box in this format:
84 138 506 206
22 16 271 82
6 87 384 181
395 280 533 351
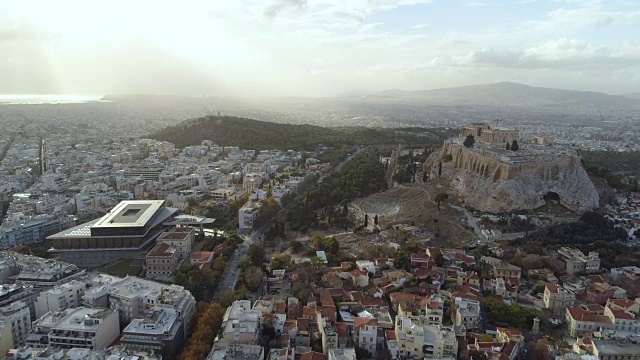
2 0 640 97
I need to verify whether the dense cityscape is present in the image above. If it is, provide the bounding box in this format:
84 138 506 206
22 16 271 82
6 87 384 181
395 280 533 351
3 0 640 359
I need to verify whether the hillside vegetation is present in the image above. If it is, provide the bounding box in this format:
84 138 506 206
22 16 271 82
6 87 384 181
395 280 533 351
148 115 454 150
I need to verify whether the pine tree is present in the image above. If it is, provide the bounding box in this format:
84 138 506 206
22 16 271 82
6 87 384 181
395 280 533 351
374 214 379 226
511 140 519 151
364 213 369 227
506 142 510 150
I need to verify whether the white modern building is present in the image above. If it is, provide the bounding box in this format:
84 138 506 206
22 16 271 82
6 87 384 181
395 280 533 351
46 307 119 350
34 280 85 318
219 300 262 345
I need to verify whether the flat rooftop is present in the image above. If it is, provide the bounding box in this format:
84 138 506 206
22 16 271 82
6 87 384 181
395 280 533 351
93 200 165 228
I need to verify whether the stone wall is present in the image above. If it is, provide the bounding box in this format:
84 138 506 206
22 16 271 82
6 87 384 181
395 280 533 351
442 143 581 182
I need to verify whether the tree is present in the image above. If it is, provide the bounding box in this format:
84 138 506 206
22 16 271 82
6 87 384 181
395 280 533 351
506 142 511 150
244 266 264 291
272 254 294 270
324 236 339 254
291 240 304 253
511 140 519 151
463 135 475 148
434 252 445 267
433 192 449 211
364 213 369 227
438 162 442 177
247 243 266 267
374 214 379 226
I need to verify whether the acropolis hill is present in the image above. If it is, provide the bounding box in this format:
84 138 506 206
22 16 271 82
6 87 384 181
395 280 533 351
424 124 600 213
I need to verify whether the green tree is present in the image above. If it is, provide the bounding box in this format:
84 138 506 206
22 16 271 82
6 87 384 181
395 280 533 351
364 213 369 227
506 142 510 150
324 236 339 254
247 243 266 267
433 192 449 211
463 135 475 148
511 140 519 151
272 254 294 270
374 214 379 226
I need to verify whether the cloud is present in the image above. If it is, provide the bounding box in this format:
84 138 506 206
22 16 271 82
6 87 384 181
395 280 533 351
411 23 429 29
449 39 640 71
264 0 308 18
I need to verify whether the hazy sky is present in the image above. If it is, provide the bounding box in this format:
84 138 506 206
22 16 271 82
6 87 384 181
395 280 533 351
2 0 640 96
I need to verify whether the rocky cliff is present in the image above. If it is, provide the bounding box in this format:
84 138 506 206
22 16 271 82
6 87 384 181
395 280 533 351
424 144 600 213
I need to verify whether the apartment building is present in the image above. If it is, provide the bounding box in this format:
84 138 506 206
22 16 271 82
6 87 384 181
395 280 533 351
565 305 613 337
34 280 85 319
0 301 31 346
121 307 185 359
328 348 356 360
557 247 601 275
593 340 640 360
219 300 262 345
145 242 179 280
543 285 576 316
492 262 522 280
157 226 194 261
207 343 265 360
239 201 261 234
354 317 378 358
395 316 458 360
83 276 196 338
453 297 481 330
47 307 119 350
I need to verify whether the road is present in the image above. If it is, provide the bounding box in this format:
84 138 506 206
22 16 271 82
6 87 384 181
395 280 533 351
211 146 362 300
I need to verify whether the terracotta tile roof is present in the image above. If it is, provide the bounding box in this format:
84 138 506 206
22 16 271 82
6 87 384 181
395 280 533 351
389 292 416 302
386 330 397 341
297 318 310 332
319 305 337 323
608 298 635 309
300 352 326 360
546 285 560 293
354 317 378 330
610 309 635 320
361 297 388 308
335 322 348 338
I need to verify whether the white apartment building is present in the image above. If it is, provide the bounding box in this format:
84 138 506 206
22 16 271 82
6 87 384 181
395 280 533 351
354 317 378 358
46 307 119 350
543 285 576 316
219 300 262 345
453 297 481 330
395 316 458 360
157 226 194 261
34 280 85 318
0 300 31 346
83 276 196 338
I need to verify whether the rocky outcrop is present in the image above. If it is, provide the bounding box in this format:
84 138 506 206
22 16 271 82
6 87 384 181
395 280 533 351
424 146 599 213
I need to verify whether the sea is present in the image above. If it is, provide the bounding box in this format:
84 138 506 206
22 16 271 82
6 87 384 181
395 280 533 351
0 95 106 105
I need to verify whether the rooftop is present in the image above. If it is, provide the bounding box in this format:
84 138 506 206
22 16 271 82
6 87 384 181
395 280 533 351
123 308 180 335
158 226 195 241
93 200 165 228
593 340 640 355
147 242 177 257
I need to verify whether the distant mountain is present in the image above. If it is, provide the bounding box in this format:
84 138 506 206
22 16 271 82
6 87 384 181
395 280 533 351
622 92 640 100
364 82 639 107
148 116 451 150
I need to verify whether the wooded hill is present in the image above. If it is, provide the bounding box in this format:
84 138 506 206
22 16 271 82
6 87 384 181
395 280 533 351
148 115 455 150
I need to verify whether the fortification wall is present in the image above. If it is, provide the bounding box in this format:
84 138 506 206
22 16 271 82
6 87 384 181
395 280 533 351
442 143 580 182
